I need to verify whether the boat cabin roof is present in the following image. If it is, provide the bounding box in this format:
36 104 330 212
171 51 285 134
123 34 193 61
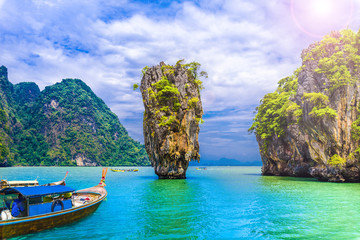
1 180 38 184
0 185 75 198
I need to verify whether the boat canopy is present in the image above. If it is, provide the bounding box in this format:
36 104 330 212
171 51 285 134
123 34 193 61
0 185 75 197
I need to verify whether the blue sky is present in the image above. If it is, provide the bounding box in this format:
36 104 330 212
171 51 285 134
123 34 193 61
0 0 359 162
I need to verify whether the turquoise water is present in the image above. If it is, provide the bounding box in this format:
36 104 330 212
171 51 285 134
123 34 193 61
3 166 360 239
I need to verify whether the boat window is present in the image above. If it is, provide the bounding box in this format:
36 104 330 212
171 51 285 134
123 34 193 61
0 193 19 209
29 196 43 205
43 195 53 203
60 192 73 199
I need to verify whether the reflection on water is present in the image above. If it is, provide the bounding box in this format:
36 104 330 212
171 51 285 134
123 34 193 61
135 179 212 239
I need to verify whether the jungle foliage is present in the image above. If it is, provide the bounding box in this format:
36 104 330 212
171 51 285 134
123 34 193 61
248 74 301 150
141 60 206 128
305 29 360 93
0 66 149 166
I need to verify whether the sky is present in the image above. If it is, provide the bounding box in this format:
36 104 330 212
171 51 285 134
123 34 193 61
0 0 359 163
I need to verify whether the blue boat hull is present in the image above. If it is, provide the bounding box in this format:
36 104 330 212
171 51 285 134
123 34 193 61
0 192 106 239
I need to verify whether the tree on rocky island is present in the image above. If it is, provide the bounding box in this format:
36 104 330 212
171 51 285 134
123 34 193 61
137 60 206 179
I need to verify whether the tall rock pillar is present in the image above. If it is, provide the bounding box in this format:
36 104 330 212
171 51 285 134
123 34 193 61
140 61 205 179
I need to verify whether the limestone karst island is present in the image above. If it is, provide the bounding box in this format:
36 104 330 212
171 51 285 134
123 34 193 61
137 60 205 179
250 30 360 182
0 66 148 167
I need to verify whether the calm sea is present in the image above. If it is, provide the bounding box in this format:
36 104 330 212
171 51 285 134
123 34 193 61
3 166 360 240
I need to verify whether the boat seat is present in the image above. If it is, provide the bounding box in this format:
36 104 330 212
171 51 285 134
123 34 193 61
1 210 13 220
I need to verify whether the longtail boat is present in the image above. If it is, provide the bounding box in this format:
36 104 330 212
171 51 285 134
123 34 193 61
0 171 69 189
196 167 207 170
0 180 39 188
0 168 108 239
41 171 68 186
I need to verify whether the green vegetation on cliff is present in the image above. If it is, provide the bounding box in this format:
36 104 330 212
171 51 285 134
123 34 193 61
327 154 346 167
0 66 149 166
249 30 360 150
302 92 337 118
146 73 181 128
140 60 206 128
351 104 360 155
305 30 360 92
248 74 301 149
351 112 360 141
0 66 16 165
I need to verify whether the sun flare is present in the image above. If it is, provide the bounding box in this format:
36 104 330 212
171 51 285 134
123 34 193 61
311 0 335 18
291 0 354 38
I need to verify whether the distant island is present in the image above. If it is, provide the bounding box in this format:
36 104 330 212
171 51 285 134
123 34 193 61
250 29 360 182
0 66 149 167
190 158 262 166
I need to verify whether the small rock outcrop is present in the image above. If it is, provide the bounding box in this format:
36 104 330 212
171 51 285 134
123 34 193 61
250 30 360 182
140 61 205 179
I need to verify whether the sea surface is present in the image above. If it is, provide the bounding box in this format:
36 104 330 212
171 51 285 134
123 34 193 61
3 166 360 240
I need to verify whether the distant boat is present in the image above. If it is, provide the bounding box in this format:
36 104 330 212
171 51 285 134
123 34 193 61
196 167 207 170
111 168 139 172
0 168 108 239
41 171 68 186
0 171 69 189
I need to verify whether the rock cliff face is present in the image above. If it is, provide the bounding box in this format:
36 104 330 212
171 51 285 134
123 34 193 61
251 30 360 182
140 61 204 179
